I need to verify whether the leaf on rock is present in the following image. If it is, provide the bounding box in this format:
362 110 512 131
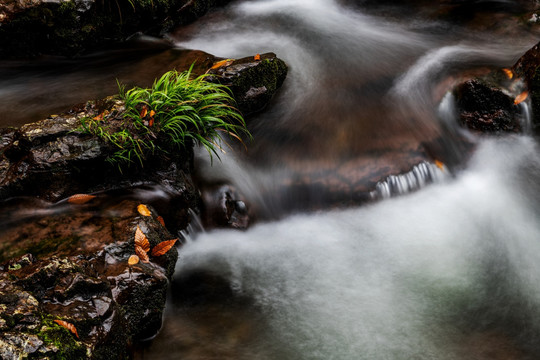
502 68 513 79
157 216 165 227
210 59 234 70
137 204 152 217
136 245 150 263
434 159 445 171
67 194 96 204
54 320 79 339
514 90 528 105
128 254 140 266
134 226 150 253
254 53 261 61
151 239 178 257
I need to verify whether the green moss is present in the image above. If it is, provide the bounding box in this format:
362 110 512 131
36 317 87 360
0 235 81 263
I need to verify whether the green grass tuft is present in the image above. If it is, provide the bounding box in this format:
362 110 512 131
81 66 250 169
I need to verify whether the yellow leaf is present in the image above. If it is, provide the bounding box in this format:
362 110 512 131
134 226 150 253
151 239 178 257
54 320 79 339
210 59 234 70
137 204 152 217
67 194 96 204
502 68 513 79
128 254 140 266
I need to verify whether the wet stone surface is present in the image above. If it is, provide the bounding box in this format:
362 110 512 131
0 199 180 359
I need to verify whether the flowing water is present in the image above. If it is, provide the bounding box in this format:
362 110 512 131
3 0 540 358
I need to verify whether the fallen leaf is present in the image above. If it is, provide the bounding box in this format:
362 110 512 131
254 53 261 61
136 245 150 263
67 194 96 204
514 90 528 105
148 117 154 127
140 105 148 118
54 320 79 339
134 226 150 253
157 216 165 227
137 204 152 217
128 254 140 266
151 239 178 257
502 68 513 79
434 159 445 171
93 112 104 121
210 59 234 70
149 110 155 117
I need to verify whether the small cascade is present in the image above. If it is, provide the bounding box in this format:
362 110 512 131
370 161 447 200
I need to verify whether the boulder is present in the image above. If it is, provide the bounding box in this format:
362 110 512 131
0 0 232 58
453 77 522 134
513 41 540 134
206 53 288 115
0 199 179 359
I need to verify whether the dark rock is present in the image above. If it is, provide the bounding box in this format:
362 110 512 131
0 0 233 58
0 199 179 359
200 184 250 229
206 53 288 115
453 77 522 134
513 41 540 134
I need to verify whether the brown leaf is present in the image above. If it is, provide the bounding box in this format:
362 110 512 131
134 226 150 253
140 105 148 118
151 239 178 257
54 320 79 339
148 117 154 127
157 216 165 227
514 90 528 105
137 204 152 217
67 194 96 204
254 53 261 61
128 254 140 266
136 245 150 263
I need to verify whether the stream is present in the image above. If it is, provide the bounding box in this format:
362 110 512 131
3 0 540 359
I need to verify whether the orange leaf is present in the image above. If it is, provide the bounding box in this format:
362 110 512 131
151 239 178 257
148 117 154 127
210 59 234 70
134 226 150 253
514 90 528 105
128 254 140 266
135 245 150 263
157 216 165 227
502 68 513 79
54 320 79 339
140 105 148 118
93 112 104 121
254 53 261 61
67 194 96 204
434 159 445 171
149 110 155 117
137 204 152 217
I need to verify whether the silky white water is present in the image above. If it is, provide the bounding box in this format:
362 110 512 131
131 0 540 358
172 136 540 359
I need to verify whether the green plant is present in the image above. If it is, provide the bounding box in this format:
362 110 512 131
81 66 249 169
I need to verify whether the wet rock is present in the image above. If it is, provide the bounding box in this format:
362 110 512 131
206 53 288 115
200 184 250 229
453 77 523 134
0 199 180 359
513 41 540 134
0 0 232 58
